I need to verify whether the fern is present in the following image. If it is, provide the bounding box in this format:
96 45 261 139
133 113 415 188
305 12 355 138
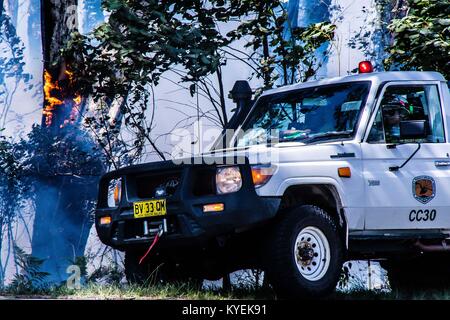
8 245 50 294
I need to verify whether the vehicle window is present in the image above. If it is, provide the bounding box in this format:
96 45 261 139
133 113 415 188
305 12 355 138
367 85 445 144
234 82 371 147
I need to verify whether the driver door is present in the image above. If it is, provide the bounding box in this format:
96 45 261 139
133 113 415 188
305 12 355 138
361 82 450 230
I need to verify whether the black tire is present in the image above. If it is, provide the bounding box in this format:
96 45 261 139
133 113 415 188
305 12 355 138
265 205 344 298
124 250 203 288
381 254 450 291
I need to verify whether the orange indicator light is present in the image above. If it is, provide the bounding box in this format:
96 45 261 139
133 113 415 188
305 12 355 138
203 203 225 213
100 216 112 225
338 167 351 178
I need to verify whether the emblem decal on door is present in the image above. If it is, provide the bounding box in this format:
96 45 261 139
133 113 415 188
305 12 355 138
412 176 436 204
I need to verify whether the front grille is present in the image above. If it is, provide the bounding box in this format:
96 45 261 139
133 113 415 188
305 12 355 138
134 172 181 199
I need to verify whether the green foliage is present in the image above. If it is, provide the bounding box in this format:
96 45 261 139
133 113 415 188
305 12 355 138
87 265 123 284
0 134 28 283
58 0 336 164
228 1 335 88
8 246 50 294
64 0 244 159
64 0 231 101
63 0 335 120
17 124 105 178
384 0 450 78
0 135 27 223
0 134 28 286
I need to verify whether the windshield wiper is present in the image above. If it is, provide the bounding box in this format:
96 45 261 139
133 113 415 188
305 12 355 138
303 131 353 143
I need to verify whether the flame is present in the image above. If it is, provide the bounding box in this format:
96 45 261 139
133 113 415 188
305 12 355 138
64 69 82 127
43 71 63 127
73 95 82 105
65 69 74 78
43 69 82 128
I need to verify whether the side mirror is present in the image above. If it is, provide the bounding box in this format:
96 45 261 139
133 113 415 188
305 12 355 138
400 120 427 140
389 120 427 171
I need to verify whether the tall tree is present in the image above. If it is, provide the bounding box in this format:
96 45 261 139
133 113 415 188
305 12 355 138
31 0 104 282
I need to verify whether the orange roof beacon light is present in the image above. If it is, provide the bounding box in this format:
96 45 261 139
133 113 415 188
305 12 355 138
358 61 374 74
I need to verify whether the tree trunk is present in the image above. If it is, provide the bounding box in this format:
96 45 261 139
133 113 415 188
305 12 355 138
262 33 271 89
32 0 103 283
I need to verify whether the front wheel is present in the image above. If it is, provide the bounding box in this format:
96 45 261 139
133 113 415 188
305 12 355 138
265 205 344 298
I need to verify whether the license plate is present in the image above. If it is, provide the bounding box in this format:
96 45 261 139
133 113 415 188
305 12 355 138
133 199 166 218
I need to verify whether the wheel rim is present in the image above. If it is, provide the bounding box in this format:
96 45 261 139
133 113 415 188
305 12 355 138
294 226 331 281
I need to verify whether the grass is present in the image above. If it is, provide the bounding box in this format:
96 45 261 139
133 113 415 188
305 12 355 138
0 282 277 300
3 275 449 304
55 283 277 300
335 288 450 300
3 282 450 300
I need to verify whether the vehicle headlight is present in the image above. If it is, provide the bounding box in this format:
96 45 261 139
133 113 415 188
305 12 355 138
216 166 242 194
107 178 122 207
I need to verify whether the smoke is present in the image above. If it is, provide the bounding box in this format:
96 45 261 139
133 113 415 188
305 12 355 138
31 180 92 283
20 125 106 284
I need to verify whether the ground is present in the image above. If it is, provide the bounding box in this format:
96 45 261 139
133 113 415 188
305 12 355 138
2 283 450 300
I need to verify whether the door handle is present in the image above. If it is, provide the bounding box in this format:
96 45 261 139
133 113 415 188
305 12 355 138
435 161 450 167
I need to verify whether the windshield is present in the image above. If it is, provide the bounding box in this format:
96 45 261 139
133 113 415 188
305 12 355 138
233 82 371 147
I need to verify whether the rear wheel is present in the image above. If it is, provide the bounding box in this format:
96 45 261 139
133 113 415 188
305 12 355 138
265 205 344 298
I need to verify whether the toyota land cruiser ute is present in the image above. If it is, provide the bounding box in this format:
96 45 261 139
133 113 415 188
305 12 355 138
95 62 450 297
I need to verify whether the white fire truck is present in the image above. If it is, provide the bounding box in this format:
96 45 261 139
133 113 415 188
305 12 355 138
96 62 450 297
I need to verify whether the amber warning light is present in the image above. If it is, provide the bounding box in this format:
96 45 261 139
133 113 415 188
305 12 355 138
358 61 374 74
100 216 112 225
338 167 352 178
203 203 225 213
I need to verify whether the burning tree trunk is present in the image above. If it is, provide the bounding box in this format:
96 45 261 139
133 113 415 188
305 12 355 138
32 0 104 282
41 0 82 130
